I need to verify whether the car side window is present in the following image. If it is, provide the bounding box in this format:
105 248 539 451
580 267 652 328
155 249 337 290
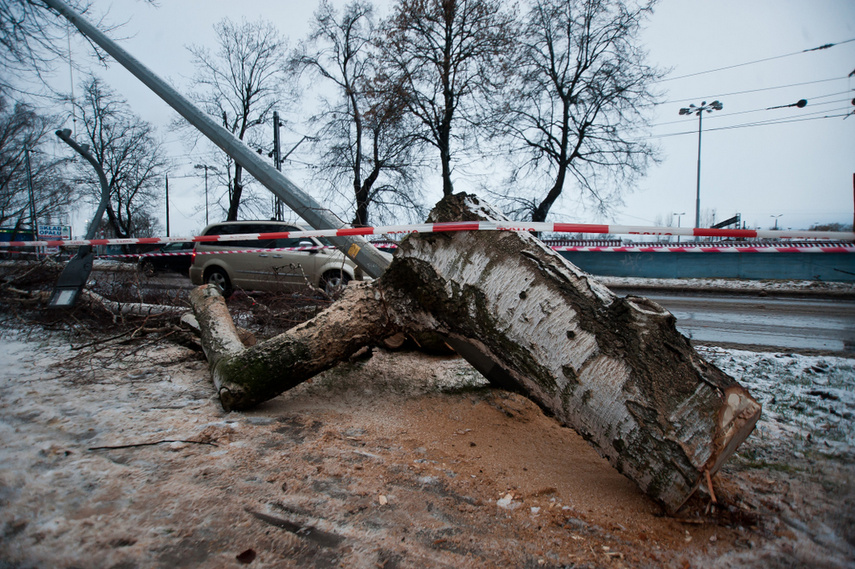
203 223 302 249
204 224 258 248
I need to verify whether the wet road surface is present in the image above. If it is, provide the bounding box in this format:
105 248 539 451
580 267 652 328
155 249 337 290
143 271 855 355
621 292 855 355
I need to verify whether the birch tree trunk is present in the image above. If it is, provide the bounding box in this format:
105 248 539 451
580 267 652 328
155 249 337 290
379 193 761 512
189 192 761 512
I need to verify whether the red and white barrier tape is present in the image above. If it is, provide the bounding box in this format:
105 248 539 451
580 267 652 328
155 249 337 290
111 246 334 259
553 245 855 253
1 221 853 249
85 243 855 260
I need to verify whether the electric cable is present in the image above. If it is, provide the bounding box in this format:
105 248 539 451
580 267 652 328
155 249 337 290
657 38 855 83
647 110 851 139
659 76 851 104
649 95 852 128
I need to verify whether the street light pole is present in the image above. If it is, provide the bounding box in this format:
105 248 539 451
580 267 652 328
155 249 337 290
165 173 169 237
679 101 723 232
673 212 685 243
24 144 37 242
270 130 315 221
195 164 219 226
272 110 282 221
771 214 782 230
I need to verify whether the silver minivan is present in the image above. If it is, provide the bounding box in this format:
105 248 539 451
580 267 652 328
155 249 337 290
189 221 361 297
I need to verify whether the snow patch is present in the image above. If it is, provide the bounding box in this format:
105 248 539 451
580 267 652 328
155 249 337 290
698 346 855 455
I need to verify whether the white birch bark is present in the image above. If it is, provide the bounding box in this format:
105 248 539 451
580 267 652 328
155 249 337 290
378 194 761 512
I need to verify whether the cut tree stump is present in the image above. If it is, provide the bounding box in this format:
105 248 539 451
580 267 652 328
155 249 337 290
190 192 761 512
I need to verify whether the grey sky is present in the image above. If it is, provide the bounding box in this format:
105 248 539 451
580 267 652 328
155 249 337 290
58 0 855 237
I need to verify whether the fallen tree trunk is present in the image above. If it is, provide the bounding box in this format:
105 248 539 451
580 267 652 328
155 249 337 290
190 192 761 512
79 290 185 317
190 283 395 411
380 194 761 512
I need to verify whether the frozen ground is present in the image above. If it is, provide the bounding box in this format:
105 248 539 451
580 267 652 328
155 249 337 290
0 325 853 568
700 347 855 456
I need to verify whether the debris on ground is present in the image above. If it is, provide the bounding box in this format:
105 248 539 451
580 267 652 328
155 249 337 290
0 324 852 568
0 260 852 568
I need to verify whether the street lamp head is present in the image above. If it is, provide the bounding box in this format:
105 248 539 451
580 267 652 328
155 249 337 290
796 99 807 108
680 101 723 116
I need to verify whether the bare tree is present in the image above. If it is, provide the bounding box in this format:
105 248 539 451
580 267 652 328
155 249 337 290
378 0 515 196
187 18 292 222
1 1 158 96
0 0 88 95
498 0 661 222
296 0 421 227
73 76 164 238
0 96 72 230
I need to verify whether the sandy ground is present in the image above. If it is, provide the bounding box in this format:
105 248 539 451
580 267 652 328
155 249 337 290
0 326 853 568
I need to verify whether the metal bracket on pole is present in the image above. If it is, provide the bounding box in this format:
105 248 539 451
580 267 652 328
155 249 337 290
42 0 390 278
48 128 111 308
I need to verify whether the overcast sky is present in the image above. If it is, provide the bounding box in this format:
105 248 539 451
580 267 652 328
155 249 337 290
56 0 855 237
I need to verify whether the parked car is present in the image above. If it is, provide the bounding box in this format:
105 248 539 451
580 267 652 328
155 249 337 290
138 241 195 276
188 220 367 297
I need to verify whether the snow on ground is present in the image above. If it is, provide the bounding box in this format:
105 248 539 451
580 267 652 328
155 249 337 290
1 325 853 567
699 347 855 457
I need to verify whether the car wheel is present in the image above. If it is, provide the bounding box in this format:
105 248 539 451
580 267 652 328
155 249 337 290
139 260 155 277
321 270 351 297
206 267 233 297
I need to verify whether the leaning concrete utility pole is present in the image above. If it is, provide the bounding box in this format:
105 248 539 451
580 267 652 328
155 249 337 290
48 128 112 307
41 0 390 278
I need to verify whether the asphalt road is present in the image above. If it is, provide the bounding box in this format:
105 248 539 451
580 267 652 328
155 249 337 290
142 271 855 356
614 290 855 355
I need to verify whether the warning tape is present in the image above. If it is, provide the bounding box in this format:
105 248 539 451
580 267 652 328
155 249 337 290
553 245 855 253
87 243 855 260
116 246 335 259
1 221 853 249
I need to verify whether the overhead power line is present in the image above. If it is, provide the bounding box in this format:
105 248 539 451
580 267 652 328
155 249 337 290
658 38 855 83
660 76 851 104
648 110 852 139
649 95 853 128
703 111 853 132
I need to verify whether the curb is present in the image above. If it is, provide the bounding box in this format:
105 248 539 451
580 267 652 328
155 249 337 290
599 276 855 299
